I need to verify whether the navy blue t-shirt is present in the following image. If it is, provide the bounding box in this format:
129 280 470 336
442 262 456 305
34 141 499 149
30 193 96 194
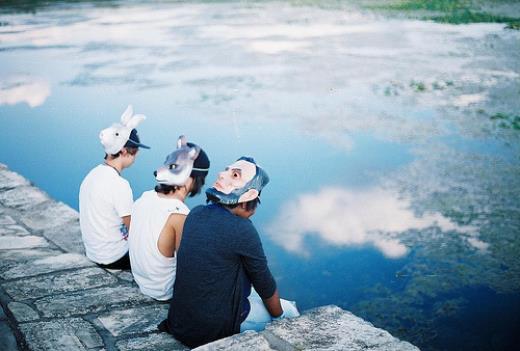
165 204 277 348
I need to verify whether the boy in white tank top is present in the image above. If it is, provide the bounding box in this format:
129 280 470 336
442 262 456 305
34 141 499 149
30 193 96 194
129 136 210 300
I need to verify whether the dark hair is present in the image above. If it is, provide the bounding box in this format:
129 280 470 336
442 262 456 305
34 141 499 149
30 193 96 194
155 174 206 197
188 175 206 197
104 146 138 160
155 183 180 195
243 197 261 211
206 194 261 212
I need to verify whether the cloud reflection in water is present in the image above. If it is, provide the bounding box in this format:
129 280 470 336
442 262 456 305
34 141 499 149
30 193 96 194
0 77 51 107
268 187 478 259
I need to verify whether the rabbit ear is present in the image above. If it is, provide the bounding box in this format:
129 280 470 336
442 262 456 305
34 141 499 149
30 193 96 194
126 114 146 129
177 135 187 149
120 105 134 125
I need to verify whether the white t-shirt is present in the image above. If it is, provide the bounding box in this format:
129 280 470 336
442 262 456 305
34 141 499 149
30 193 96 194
129 190 189 301
79 164 133 264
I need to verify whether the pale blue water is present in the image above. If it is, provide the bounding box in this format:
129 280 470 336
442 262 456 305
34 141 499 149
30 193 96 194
1 2 519 350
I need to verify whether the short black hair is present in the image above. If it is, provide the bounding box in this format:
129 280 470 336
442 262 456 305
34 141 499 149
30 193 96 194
155 174 206 197
155 183 180 195
188 175 206 197
104 146 138 160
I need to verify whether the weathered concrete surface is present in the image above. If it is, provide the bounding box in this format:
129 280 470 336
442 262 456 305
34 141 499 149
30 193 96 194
97 304 169 336
0 252 94 280
116 333 188 351
0 186 49 211
194 331 276 351
18 201 78 232
264 305 419 351
0 236 50 250
41 223 85 255
0 165 420 350
19 318 103 351
34 285 153 318
7 302 39 323
3 267 117 301
196 306 419 351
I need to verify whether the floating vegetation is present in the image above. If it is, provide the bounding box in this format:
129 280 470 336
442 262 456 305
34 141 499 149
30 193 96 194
490 112 520 131
378 79 455 97
373 0 520 28
430 11 520 26
410 80 427 92
507 22 520 30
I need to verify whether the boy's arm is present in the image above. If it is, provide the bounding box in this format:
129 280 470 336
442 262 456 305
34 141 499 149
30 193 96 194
121 215 131 230
262 288 283 318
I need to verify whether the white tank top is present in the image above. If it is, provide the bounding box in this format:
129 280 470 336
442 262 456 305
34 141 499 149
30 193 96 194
129 190 189 301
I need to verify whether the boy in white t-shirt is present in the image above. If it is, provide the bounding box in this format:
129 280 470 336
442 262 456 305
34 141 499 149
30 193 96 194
79 105 149 270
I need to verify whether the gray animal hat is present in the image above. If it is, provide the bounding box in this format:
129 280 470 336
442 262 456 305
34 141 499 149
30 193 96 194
155 135 202 186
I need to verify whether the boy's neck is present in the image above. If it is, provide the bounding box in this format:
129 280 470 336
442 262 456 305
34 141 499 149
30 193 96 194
104 158 124 174
158 188 188 202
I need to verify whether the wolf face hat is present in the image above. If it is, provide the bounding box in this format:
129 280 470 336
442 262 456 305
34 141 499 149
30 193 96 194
206 156 269 205
99 105 149 154
155 135 204 186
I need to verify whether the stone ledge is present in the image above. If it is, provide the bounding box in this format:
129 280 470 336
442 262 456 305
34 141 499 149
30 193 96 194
0 165 420 350
195 305 420 351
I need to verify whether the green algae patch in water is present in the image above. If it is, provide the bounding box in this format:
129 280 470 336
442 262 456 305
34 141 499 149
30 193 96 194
490 113 520 131
372 0 520 28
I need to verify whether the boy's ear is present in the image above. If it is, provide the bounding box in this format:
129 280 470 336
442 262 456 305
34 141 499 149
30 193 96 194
238 189 259 203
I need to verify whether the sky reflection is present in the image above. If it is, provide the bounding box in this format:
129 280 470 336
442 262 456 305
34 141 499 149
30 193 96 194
268 186 478 259
0 77 50 107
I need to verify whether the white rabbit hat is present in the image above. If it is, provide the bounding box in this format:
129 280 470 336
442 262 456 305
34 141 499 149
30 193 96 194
99 105 150 154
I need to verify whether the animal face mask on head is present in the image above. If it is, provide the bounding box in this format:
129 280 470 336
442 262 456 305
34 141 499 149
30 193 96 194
206 156 269 205
99 105 146 154
155 136 200 186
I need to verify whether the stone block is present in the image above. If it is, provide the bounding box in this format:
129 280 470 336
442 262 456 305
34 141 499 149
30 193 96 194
0 168 30 190
112 270 135 283
42 222 85 255
0 252 94 280
3 267 117 301
7 302 40 322
116 333 188 351
19 318 103 351
0 215 16 225
264 305 419 351
0 224 30 237
194 330 276 351
0 248 65 278
19 201 78 232
0 235 50 250
34 285 153 318
0 186 49 211
97 304 168 336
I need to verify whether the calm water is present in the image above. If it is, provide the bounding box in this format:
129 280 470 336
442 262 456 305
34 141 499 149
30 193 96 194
1 1 520 350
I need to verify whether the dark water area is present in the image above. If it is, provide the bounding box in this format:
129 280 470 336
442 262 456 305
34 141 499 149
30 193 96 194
429 288 520 351
1 1 520 350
